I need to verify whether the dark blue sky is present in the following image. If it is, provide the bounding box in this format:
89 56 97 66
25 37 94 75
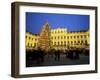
26 12 89 34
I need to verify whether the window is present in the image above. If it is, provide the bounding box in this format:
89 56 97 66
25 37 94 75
84 35 86 38
77 36 79 38
31 44 32 47
64 41 66 45
58 42 59 45
81 40 83 43
34 43 36 47
28 43 29 47
81 35 83 38
78 41 80 43
29 37 31 39
61 36 63 39
85 40 87 44
31 38 33 40
67 36 69 39
71 41 73 44
61 41 63 44
55 42 56 45
58 36 59 39
64 36 66 39
74 41 76 44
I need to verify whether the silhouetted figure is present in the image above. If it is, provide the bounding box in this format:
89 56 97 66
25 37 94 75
54 50 60 61
75 49 79 59
65 50 68 58
54 50 57 61
73 51 76 59
67 50 74 59
57 50 60 61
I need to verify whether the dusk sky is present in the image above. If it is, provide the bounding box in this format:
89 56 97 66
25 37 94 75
26 12 89 34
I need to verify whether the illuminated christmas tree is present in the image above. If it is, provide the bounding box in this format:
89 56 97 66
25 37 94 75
39 22 51 52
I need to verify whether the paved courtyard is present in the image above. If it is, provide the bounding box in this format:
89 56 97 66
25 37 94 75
26 53 89 67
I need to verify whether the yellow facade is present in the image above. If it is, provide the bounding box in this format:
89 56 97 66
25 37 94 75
26 32 39 50
26 25 89 50
51 28 67 50
51 28 89 50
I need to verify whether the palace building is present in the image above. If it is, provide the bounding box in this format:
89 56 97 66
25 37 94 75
26 32 39 50
26 22 89 51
